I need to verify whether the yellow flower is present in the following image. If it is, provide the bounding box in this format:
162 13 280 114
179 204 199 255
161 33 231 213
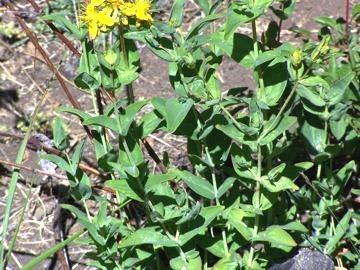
116 0 153 23
98 6 116 26
81 0 116 39
133 0 153 22
122 2 136 17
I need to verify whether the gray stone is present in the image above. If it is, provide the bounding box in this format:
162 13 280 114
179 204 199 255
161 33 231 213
268 248 334 270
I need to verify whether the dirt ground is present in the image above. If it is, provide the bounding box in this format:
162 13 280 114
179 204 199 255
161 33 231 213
0 0 357 269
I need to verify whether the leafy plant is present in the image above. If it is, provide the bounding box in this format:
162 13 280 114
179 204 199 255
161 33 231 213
2 0 360 269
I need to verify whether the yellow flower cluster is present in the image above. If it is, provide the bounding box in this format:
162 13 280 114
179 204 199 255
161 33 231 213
81 0 153 39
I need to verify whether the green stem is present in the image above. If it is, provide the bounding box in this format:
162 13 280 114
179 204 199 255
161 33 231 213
119 25 134 104
257 81 298 143
118 116 185 259
317 106 329 179
248 145 262 267
251 20 265 99
82 41 108 151
219 103 245 132
205 146 229 254
83 199 92 222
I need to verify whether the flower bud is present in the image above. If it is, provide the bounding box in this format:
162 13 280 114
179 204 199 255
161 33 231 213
292 49 301 65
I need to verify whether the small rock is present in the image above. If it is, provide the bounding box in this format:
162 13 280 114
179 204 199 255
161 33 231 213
269 248 334 270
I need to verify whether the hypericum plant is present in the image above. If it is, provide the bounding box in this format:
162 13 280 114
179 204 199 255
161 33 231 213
2 0 360 269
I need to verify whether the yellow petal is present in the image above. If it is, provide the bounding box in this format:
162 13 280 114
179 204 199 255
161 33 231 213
122 2 136 16
98 11 115 26
89 20 98 39
91 0 104 6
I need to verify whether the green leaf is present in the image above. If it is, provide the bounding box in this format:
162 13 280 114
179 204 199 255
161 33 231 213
169 0 186 28
254 50 281 68
251 0 274 13
145 172 176 193
116 66 139 85
78 173 92 200
228 209 253 240
224 0 272 38
259 116 297 145
57 106 92 121
315 16 337 29
83 115 118 132
175 202 202 225
224 4 255 39
261 177 299 193
74 72 100 90
214 32 253 69
217 177 236 199
300 76 330 89
145 35 174 62
174 170 215 199
124 30 148 42
254 226 297 247
61 204 105 245
297 85 326 107
280 221 308 233
271 0 296 20
255 190 278 210
41 154 72 174
195 0 210 14
301 119 326 154
213 253 238 270
118 100 147 135
352 3 360 17
263 62 288 106
179 206 224 245
151 97 166 117
106 179 144 202
324 212 352 255
170 250 202 270
327 72 355 106
165 98 194 133
137 110 163 139
330 116 348 140
332 161 355 197
263 162 312 193
83 100 147 136
71 140 86 172
120 227 179 248
216 124 257 151
187 13 223 40
52 116 68 150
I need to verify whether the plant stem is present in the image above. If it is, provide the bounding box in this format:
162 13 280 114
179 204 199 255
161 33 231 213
83 199 92 222
251 20 265 98
317 106 329 179
247 145 262 267
257 81 298 143
205 146 229 254
119 25 134 104
82 41 108 151
219 103 245 132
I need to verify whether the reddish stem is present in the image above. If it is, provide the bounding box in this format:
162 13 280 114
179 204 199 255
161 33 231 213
3 0 93 140
27 0 81 57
